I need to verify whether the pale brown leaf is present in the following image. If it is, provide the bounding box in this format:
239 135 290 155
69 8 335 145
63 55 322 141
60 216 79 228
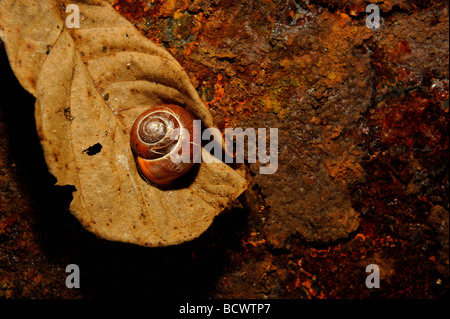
0 0 248 246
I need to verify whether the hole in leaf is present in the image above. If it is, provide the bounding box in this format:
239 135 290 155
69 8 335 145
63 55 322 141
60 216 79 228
83 143 102 156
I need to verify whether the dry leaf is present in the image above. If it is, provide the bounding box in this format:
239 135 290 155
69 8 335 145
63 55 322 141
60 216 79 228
0 0 248 246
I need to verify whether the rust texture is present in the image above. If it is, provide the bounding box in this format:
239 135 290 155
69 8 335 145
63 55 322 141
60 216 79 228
0 0 448 298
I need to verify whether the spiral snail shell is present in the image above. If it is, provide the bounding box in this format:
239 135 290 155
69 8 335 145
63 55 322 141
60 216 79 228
130 104 199 185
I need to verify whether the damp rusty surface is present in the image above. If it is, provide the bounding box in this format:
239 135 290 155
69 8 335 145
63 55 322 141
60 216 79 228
0 0 448 298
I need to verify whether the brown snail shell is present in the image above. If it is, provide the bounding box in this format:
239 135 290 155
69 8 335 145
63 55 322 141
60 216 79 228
130 104 199 185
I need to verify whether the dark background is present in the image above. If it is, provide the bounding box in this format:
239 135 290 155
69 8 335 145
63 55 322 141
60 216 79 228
0 0 448 299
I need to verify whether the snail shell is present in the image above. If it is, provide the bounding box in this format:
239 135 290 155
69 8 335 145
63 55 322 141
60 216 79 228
130 104 199 185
